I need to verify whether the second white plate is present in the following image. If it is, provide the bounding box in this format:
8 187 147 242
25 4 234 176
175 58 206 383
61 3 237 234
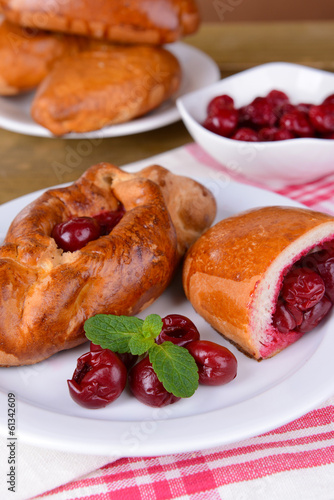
0 177 333 456
0 43 220 138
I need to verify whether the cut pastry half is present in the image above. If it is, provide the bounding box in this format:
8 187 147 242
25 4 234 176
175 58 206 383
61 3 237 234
183 206 334 360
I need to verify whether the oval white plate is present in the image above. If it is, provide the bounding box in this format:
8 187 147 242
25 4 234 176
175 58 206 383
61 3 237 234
0 178 333 456
0 43 220 138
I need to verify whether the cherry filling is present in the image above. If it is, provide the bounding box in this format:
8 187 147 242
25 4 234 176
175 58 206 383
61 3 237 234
52 204 125 252
273 247 334 334
203 90 334 141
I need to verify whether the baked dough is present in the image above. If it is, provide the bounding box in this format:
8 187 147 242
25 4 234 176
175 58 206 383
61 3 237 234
0 18 78 95
31 43 181 135
183 206 334 360
0 0 200 44
0 163 216 366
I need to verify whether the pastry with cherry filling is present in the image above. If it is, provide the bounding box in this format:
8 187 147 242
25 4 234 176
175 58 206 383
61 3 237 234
0 162 216 366
183 206 334 360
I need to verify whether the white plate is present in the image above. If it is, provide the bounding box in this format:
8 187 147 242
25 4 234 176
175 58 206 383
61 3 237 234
0 178 334 457
0 43 220 138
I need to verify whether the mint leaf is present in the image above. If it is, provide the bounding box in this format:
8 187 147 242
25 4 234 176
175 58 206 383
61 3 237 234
149 342 199 398
84 314 143 353
142 314 163 339
128 314 162 355
128 332 155 355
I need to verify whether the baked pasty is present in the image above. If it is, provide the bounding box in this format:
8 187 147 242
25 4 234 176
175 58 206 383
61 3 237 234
0 163 216 366
183 206 334 360
0 0 200 44
0 18 77 95
31 43 181 135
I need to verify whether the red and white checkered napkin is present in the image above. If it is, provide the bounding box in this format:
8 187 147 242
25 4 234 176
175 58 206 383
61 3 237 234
34 397 334 499
30 144 334 499
183 143 334 217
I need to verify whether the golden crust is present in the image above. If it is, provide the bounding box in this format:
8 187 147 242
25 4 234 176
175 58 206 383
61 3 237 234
139 165 217 257
0 0 200 44
183 206 334 360
30 44 181 135
0 163 216 366
0 18 79 95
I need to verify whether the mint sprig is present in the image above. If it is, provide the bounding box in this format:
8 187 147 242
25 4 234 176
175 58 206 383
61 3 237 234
84 314 143 353
149 342 198 398
84 313 199 398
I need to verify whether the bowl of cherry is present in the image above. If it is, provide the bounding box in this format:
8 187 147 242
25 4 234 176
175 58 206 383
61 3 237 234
176 62 334 184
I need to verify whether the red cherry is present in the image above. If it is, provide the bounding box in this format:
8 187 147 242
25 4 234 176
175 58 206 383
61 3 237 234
296 103 312 114
93 205 125 235
281 267 325 311
309 104 334 134
272 300 297 333
266 90 290 109
274 128 295 141
303 249 334 302
280 110 315 137
128 356 180 407
240 97 277 128
297 295 332 333
155 314 200 347
67 349 127 409
52 216 101 252
207 94 234 115
275 102 296 120
258 127 278 141
258 127 295 142
203 108 238 137
231 127 259 141
322 94 334 105
89 342 138 369
187 340 237 386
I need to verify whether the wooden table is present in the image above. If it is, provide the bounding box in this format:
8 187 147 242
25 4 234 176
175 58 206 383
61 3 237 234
0 21 334 204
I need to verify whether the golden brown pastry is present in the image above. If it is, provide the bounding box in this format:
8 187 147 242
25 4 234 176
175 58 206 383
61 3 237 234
183 206 334 361
0 0 200 44
0 18 78 95
139 165 217 257
0 163 216 366
30 43 181 135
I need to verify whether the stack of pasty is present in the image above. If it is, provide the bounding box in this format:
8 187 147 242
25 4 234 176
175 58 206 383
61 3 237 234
0 0 200 134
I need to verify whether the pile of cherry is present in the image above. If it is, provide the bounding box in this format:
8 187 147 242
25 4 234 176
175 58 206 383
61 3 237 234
202 89 334 141
67 314 238 409
273 246 334 334
54 207 238 409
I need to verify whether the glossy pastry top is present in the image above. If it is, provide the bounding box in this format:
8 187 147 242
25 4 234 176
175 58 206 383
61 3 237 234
183 206 334 289
0 0 201 43
0 19 77 94
30 43 182 135
0 163 216 366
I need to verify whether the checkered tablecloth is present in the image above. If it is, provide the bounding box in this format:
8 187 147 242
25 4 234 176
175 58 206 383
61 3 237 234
34 399 334 499
1 143 334 500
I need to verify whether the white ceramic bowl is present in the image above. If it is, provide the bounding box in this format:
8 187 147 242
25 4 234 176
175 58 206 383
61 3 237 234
176 62 334 184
